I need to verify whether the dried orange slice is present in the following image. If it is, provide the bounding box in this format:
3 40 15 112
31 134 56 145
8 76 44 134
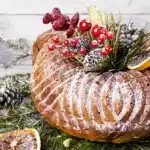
0 128 41 150
127 51 150 71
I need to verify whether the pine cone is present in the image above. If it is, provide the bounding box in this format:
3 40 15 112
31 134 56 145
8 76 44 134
83 49 111 72
0 74 30 107
0 87 24 107
119 23 139 50
72 36 90 52
76 37 90 49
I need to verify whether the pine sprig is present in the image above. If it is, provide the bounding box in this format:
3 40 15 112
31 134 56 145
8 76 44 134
117 30 146 71
0 73 30 95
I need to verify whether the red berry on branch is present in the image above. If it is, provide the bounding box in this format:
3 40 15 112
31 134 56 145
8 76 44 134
105 45 113 54
98 34 106 43
107 31 114 40
91 25 101 37
66 25 75 38
53 36 60 43
72 38 78 47
52 15 66 30
64 40 70 46
51 7 61 20
79 19 91 31
71 13 79 28
48 44 55 51
101 29 108 35
100 48 108 56
43 13 54 24
80 47 86 55
91 40 98 48
70 52 76 58
98 39 103 44
62 49 69 57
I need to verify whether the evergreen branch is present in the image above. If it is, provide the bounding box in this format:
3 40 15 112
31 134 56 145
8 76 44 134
4 53 31 68
126 30 145 63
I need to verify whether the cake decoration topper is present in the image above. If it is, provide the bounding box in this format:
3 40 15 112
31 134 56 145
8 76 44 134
42 6 150 72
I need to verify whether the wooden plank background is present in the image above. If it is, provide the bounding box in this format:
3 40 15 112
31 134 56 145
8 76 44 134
0 0 150 76
0 0 150 41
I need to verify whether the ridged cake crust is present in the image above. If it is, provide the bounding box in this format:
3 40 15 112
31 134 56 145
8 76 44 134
31 30 150 143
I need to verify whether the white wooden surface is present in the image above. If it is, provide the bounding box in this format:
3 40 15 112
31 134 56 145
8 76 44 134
0 0 150 14
0 0 150 41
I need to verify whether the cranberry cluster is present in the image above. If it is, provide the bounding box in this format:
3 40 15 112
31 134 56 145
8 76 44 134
48 24 114 59
43 8 79 38
45 8 115 62
79 20 114 56
48 35 87 58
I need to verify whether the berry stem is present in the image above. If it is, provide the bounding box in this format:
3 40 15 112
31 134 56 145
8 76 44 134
86 31 92 40
74 28 80 36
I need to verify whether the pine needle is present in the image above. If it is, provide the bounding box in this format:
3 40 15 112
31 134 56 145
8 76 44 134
113 19 122 61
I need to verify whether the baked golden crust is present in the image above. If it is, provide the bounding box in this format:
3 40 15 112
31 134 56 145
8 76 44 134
31 30 150 143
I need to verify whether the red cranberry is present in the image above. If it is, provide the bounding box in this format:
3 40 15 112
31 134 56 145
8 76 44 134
98 39 103 44
52 15 65 30
72 38 78 47
53 36 60 43
107 31 114 40
79 19 91 31
70 52 76 58
62 49 69 57
101 29 108 35
43 13 54 24
64 40 70 46
71 13 79 28
100 48 108 56
51 7 61 20
48 44 55 51
80 47 86 55
64 15 70 23
105 45 113 54
98 34 106 43
66 25 75 38
91 40 98 48
62 15 70 30
91 25 101 37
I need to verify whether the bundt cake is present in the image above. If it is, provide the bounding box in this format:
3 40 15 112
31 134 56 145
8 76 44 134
31 30 150 143
31 6 150 143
